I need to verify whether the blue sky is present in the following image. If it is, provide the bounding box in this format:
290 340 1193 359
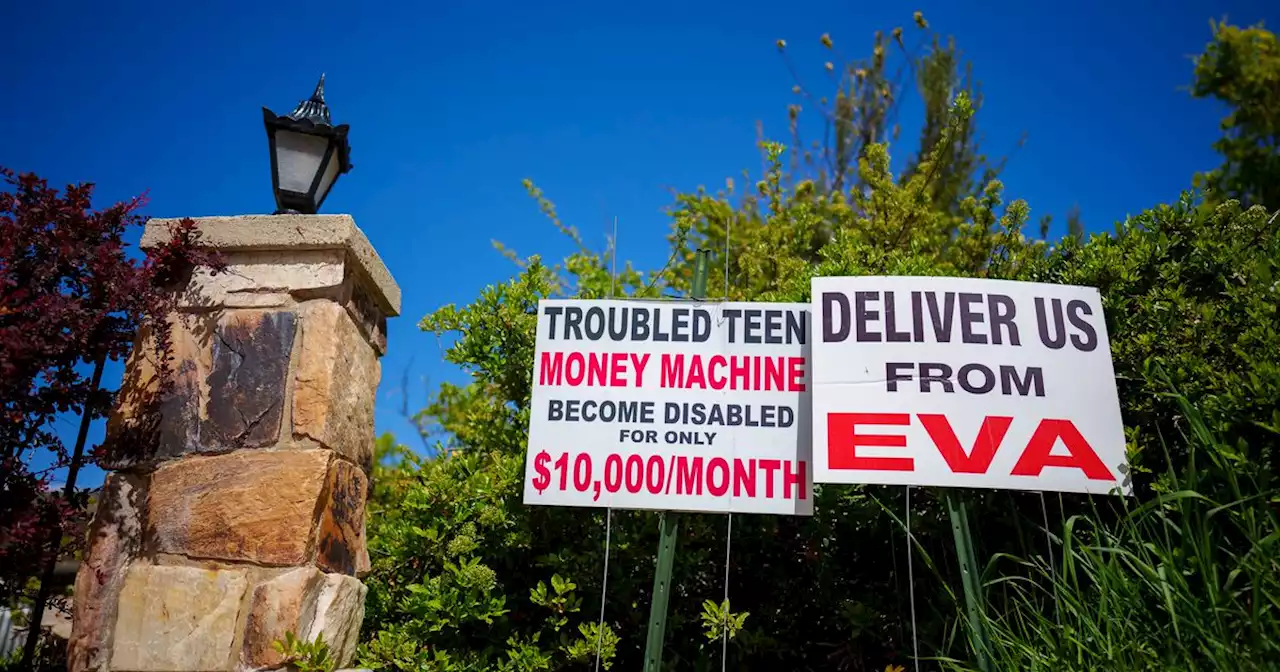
3 0 1275 486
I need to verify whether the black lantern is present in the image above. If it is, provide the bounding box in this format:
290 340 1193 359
263 74 353 214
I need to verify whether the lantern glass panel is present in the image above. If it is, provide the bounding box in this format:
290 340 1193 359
315 147 341 204
275 130 329 193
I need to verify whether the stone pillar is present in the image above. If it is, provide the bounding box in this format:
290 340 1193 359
69 215 399 672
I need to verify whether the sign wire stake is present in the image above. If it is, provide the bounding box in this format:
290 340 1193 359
642 248 711 672
946 492 991 672
595 214 620 672
720 512 733 672
592 508 613 672
720 182 734 672
1039 491 1060 623
906 486 920 672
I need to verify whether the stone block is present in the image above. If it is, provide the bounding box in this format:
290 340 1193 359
102 313 215 467
180 249 345 309
202 310 296 450
309 573 368 667
142 215 401 317
241 567 324 669
69 473 146 672
344 279 388 355
148 450 331 565
110 565 248 671
316 460 369 576
293 302 379 472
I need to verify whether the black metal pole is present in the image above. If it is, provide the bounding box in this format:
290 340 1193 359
21 354 106 668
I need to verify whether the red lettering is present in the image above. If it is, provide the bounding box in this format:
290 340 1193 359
708 355 727 390
730 356 750 390
686 356 707 388
609 352 627 387
646 455 664 494
919 414 1013 474
539 352 563 385
1011 419 1114 480
764 357 784 391
759 459 780 497
827 413 913 471
587 353 608 386
784 460 806 499
707 457 730 496
661 354 684 388
676 456 702 495
788 356 806 392
733 458 756 497
566 352 585 385
630 353 649 387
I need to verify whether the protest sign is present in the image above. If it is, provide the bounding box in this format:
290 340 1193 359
524 299 813 515
811 276 1130 495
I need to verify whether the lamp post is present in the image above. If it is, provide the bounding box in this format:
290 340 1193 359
263 74 353 214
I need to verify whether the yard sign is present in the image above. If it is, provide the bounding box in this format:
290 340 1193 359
524 298 813 515
811 276 1130 495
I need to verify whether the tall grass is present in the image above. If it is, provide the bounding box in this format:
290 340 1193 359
948 395 1280 671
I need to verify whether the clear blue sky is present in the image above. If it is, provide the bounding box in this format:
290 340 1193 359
3 0 1275 486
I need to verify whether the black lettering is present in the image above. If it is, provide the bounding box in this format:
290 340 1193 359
855 291 881 342
607 307 628 340
631 308 651 341
1001 366 1044 397
545 306 563 339
822 292 851 343
1035 297 1066 349
564 306 584 340
886 362 914 392
764 310 784 344
671 309 690 342
884 291 911 342
1066 300 1097 351
548 398 564 420
744 309 763 344
584 307 605 340
786 309 806 345
958 363 995 394
911 291 925 342
919 362 954 393
653 308 670 341
959 292 987 344
693 308 712 342
926 292 956 342
723 308 742 343
988 294 1020 346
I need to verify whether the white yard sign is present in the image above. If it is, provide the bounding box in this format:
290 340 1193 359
810 276 1130 495
524 299 813 515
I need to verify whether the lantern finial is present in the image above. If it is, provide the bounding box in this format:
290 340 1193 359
286 74 332 126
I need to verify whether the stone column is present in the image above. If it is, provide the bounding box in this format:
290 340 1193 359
69 215 399 672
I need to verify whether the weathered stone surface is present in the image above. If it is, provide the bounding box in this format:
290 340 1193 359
344 279 388 355
142 215 402 317
241 567 324 669
316 460 369 576
308 573 367 667
148 450 331 565
69 474 146 672
202 310 296 450
110 565 248 671
181 249 345 308
294 302 379 472
103 313 215 467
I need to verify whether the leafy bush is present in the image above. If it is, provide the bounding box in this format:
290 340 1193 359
950 392 1280 671
358 16 1280 671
